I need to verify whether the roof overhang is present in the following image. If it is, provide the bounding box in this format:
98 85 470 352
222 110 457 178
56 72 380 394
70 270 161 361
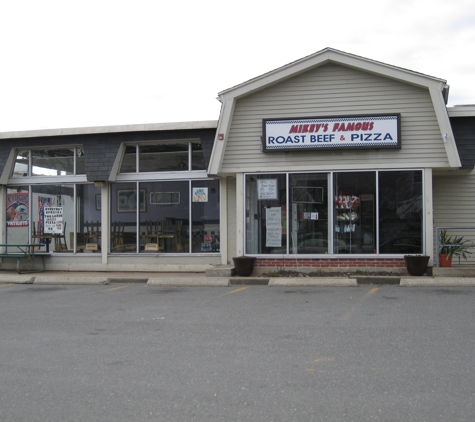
0 120 218 140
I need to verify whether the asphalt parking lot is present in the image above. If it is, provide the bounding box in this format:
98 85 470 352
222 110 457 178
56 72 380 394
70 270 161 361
1 282 474 421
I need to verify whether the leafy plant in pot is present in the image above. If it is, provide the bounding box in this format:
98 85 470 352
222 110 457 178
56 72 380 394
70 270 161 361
438 230 472 267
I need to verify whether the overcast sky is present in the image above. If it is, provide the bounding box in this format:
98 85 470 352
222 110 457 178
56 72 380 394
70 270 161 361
1 0 474 133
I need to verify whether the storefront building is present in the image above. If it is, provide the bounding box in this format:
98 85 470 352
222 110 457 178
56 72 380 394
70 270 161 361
0 122 221 271
210 48 475 272
1 48 474 273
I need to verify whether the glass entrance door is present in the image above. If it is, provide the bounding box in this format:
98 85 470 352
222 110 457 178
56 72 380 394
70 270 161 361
290 174 329 254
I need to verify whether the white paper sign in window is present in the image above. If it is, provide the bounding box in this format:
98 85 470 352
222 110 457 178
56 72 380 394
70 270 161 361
266 207 282 247
258 179 278 200
43 207 63 234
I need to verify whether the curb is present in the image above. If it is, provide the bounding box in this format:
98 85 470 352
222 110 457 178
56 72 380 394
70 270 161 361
0 275 34 284
2 274 475 287
33 276 109 285
268 277 357 286
147 278 229 286
400 277 475 286
230 278 269 286
353 276 401 285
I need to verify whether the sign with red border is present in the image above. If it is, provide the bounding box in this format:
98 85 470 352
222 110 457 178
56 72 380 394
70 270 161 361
263 114 400 152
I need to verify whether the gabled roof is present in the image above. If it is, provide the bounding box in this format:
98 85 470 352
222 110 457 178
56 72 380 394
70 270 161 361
218 47 449 102
209 48 459 175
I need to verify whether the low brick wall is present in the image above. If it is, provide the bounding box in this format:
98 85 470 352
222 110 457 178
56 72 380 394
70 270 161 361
255 258 405 269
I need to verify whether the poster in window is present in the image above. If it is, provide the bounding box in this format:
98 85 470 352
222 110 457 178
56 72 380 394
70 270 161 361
117 189 146 212
192 187 208 202
266 207 282 247
6 193 29 228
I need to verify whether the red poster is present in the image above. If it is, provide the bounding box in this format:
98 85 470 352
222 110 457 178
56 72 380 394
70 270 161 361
6 193 29 228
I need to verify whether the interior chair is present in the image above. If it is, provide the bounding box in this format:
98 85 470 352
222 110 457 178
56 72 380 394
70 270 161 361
111 221 124 252
123 231 137 252
32 221 40 245
159 220 174 251
75 232 87 251
146 220 159 244
86 220 101 247
175 220 183 252
54 221 68 251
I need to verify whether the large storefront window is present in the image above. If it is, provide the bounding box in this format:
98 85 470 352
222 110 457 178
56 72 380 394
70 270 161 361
6 183 100 253
110 180 219 253
119 141 205 173
191 180 220 253
6 186 29 245
378 171 423 254
245 170 423 255
245 173 329 255
246 174 287 254
334 172 375 254
11 147 85 177
290 174 329 254
77 184 102 251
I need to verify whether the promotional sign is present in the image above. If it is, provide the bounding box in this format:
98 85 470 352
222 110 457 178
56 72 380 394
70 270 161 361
302 212 319 220
6 193 29 228
263 114 400 151
201 242 212 251
43 207 63 234
192 187 208 202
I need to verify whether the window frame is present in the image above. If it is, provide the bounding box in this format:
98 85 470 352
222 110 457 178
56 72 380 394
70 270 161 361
118 139 206 175
110 178 220 255
244 169 425 256
11 146 86 179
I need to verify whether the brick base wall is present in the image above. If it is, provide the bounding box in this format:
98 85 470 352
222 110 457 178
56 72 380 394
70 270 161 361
255 258 406 269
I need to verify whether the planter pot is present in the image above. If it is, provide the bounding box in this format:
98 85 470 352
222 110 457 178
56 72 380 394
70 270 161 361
232 256 256 277
404 255 430 276
439 253 453 267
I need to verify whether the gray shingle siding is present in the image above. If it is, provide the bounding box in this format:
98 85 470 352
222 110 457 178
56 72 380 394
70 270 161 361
451 117 475 170
0 128 216 183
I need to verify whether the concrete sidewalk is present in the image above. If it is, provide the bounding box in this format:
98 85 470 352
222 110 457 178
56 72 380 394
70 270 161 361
1 271 475 286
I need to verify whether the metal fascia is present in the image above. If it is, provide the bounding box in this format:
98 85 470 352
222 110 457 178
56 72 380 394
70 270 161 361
208 98 235 175
429 87 461 168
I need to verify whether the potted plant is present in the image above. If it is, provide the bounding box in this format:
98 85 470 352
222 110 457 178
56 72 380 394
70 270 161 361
404 254 430 276
438 230 473 267
232 256 256 276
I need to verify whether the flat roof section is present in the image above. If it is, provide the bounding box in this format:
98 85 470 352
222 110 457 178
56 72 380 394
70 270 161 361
448 105 475 117
0 120 218 140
